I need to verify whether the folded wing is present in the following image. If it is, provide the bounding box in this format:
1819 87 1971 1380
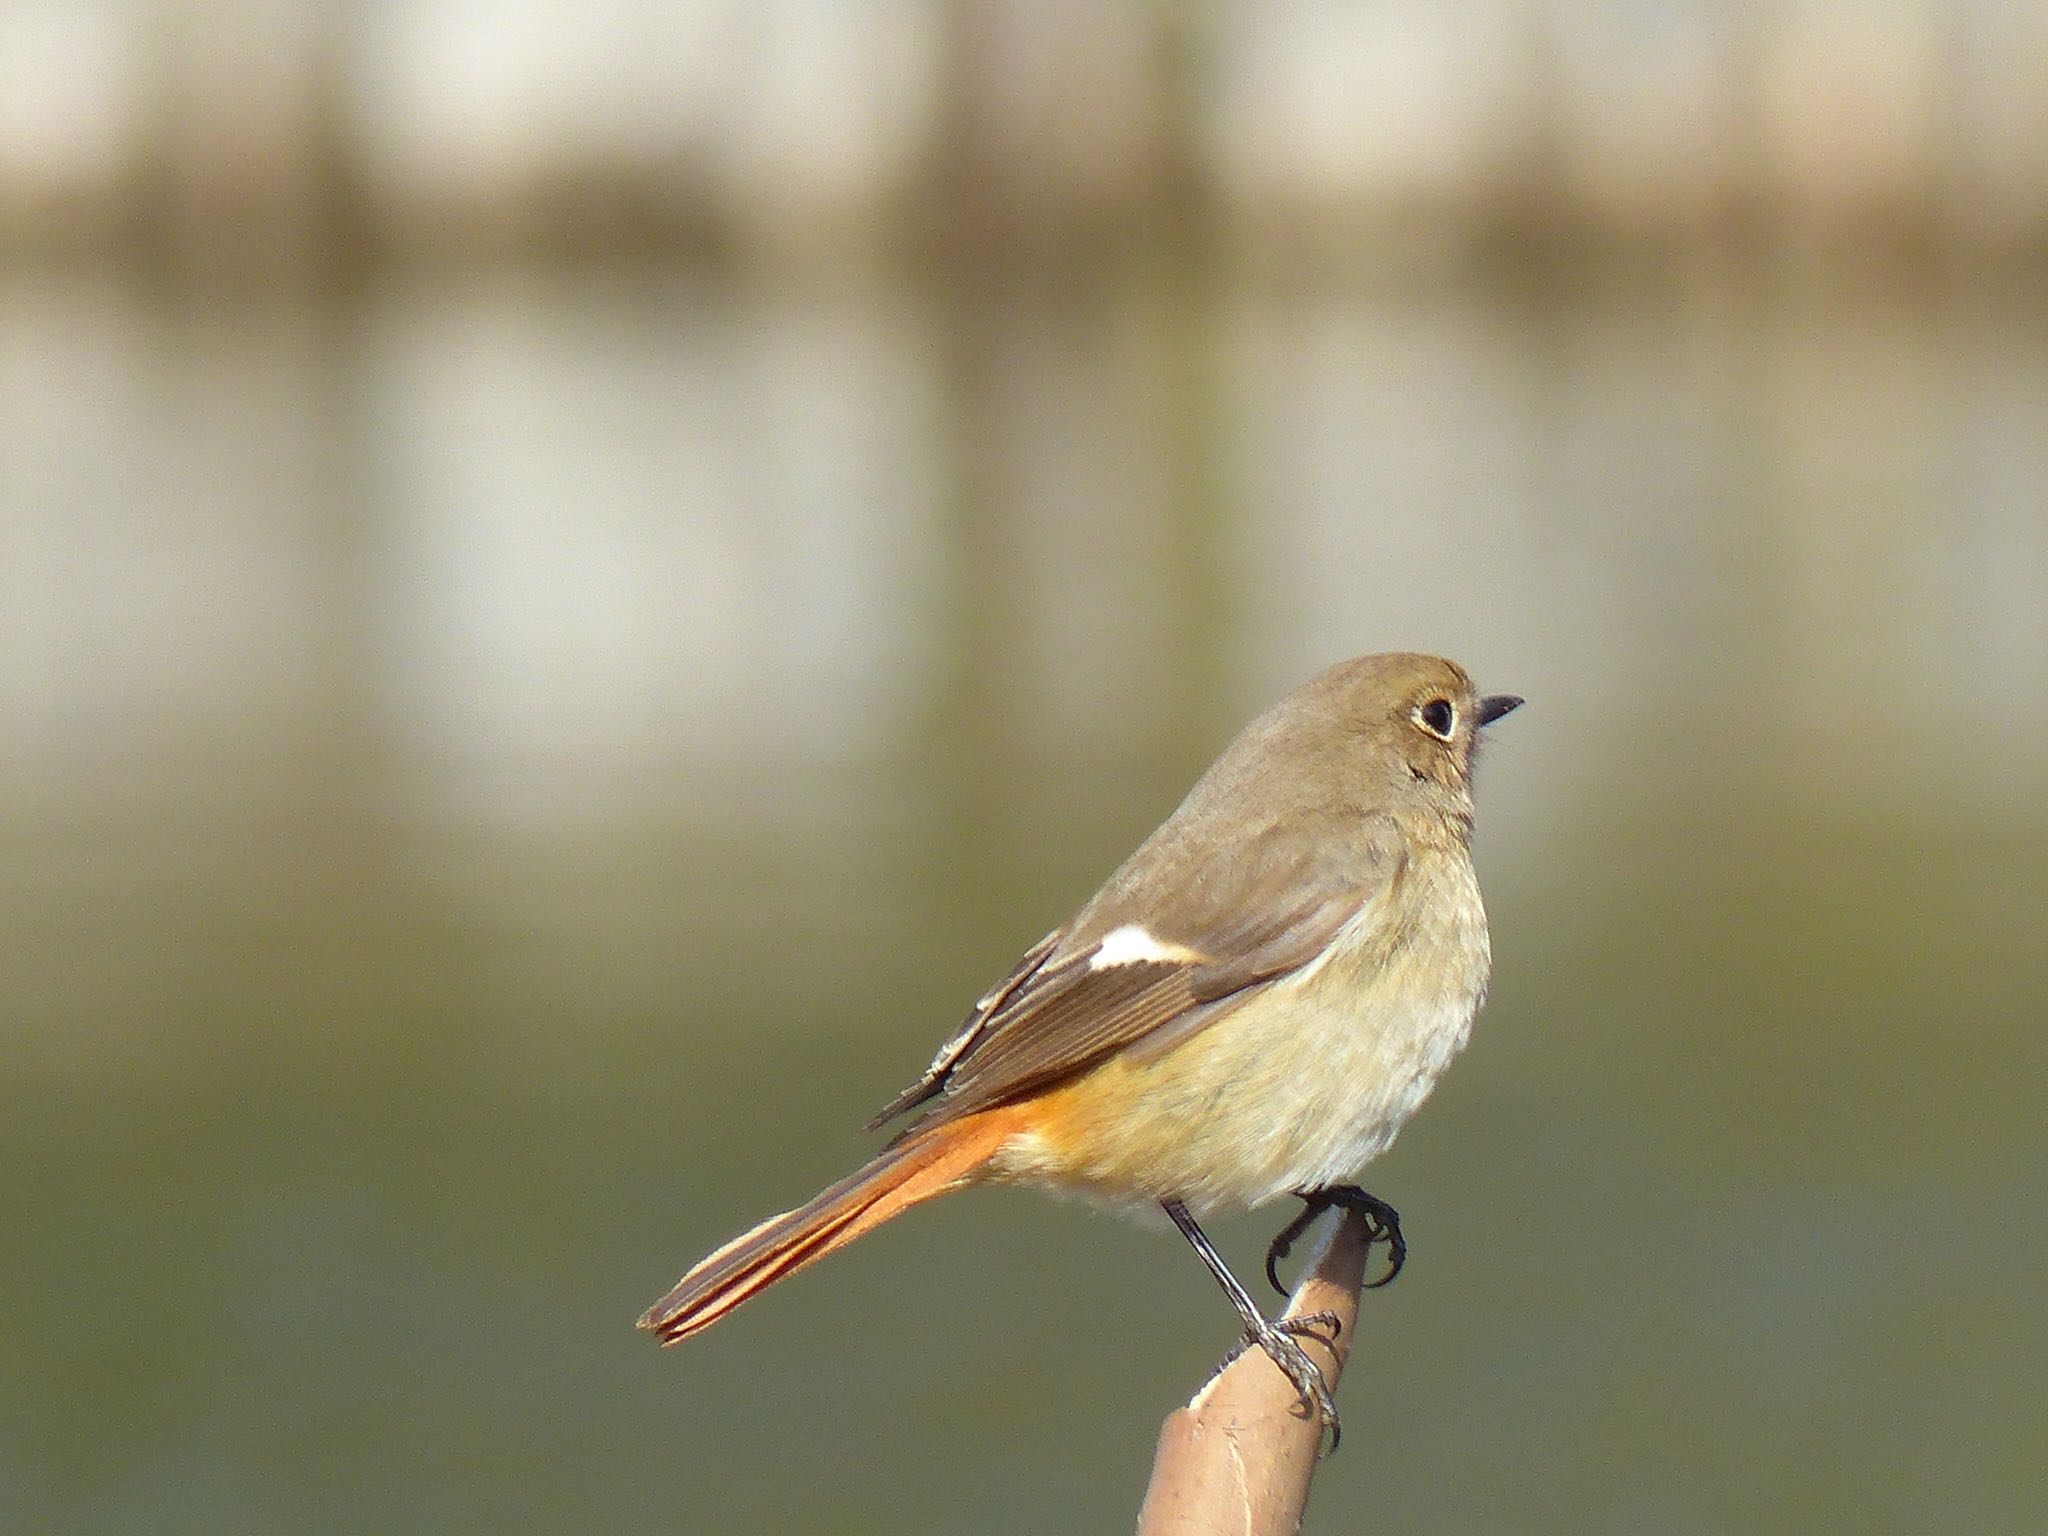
870 814 1406 1135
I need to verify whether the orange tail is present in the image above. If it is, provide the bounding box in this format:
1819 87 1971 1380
638 1107 1023 1344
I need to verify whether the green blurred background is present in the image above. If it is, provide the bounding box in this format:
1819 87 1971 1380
3 5 2047 1533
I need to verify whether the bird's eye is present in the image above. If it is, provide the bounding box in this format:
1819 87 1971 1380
1415 698 1456 740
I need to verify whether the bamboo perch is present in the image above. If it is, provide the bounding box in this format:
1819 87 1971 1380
1135 1209 1374 1536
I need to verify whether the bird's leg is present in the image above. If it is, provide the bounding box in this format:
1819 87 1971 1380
1265 1186 1406 1297
1162 1198 1343 1454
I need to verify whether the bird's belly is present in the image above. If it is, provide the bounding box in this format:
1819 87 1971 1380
997 886 1488 1214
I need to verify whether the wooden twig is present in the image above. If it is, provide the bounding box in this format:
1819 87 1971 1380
1135 1210 1374 1536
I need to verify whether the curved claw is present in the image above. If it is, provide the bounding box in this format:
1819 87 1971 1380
1265 1186 1408 1297
1286 1309 1343 1346
1263 1231 1299 1296
1361 1221 1407 1289
1263 1205 1320 1296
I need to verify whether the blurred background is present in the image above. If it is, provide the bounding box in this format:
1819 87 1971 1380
3 3 2046 1532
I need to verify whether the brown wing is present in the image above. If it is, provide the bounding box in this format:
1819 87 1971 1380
864 927 1062 1129
870 814 1405 1136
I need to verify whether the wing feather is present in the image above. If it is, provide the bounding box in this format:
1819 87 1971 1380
865 928 1061 1129
921 958 1200 1117
870 813 1405 1135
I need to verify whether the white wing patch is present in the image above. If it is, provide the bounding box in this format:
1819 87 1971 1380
1088 923 1200 970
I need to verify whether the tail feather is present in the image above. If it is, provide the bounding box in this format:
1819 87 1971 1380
638 1107 1020 1344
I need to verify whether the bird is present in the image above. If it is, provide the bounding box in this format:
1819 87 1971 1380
639 652 1522 1446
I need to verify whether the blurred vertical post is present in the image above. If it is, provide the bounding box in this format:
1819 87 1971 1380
143 0 346 276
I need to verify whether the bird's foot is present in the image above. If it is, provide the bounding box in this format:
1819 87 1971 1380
1217 1310 1344 1454
1265 1186 1406 1296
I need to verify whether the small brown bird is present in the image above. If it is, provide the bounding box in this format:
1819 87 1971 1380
640 653 1521 1443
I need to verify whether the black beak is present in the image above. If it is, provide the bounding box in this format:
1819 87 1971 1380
1476 694 1524 728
